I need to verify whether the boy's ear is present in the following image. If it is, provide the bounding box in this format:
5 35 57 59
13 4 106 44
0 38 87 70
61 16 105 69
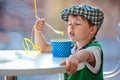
90 25 98 34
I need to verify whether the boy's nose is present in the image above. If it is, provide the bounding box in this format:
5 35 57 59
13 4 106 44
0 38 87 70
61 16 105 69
70 25 74 29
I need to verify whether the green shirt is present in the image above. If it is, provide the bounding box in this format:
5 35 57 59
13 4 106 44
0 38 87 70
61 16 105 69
64 41 104 80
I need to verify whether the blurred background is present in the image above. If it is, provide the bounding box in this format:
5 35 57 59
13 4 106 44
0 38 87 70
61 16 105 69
0 0 120 80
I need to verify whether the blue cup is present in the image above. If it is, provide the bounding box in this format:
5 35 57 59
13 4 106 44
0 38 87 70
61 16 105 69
51 39 71 57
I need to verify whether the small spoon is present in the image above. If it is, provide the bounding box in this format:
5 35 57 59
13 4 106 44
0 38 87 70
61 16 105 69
15 52 36 61
35 16 65 36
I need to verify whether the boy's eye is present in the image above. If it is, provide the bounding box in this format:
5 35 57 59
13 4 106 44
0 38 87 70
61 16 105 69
75 23 81 26
68 22 81 26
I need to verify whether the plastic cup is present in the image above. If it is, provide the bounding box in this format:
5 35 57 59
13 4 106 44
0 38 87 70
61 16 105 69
51 39 71 57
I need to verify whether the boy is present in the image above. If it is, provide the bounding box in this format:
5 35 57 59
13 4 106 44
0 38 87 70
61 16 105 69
34 4 104 80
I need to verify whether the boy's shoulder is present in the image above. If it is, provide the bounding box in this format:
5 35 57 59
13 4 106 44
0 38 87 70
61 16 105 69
88 41 102 49
71 41 102 48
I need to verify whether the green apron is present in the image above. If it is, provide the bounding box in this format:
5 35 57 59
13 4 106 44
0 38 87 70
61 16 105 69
64 41 104 80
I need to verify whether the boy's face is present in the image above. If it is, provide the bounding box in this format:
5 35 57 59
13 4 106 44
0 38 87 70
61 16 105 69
67 15 96 42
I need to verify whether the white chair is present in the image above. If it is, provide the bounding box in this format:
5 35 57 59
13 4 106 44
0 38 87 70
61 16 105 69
104 23 120 79
103 60 120 79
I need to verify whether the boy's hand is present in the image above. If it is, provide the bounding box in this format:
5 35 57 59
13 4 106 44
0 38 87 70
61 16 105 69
60 55 79 74
34 18 45 32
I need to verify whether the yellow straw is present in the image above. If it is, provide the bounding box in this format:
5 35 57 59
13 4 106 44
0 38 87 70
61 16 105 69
22 0 41 55
34 0 37 17
22 37 41 55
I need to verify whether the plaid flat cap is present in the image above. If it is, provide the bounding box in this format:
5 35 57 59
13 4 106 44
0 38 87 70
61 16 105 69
61 4 104 28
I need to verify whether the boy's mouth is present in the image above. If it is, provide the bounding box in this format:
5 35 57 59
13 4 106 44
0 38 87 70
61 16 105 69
69 31 75 37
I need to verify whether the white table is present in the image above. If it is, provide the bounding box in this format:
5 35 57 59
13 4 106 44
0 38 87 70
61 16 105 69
0 50 85 80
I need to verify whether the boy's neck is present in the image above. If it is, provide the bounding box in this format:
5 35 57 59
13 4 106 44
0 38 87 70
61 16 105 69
76 40 93 50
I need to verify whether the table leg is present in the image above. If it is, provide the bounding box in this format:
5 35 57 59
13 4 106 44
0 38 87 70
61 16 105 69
4 76 17 80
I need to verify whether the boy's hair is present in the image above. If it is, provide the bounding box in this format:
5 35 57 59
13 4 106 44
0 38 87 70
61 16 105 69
81 15 98 41
80 15 96 27
61 4 104 29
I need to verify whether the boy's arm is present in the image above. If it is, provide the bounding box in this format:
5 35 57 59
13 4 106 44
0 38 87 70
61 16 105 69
61 49 96 74
34 19 52 53
73 49 96 66
61 46 102 74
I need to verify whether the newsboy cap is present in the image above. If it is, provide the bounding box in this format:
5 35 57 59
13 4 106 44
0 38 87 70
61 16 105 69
61 4 104 28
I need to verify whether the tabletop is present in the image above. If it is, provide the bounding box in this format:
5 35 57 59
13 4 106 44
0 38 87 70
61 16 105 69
0 50 85 76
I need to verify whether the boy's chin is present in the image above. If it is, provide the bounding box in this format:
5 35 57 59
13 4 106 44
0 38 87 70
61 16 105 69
69 38 75 41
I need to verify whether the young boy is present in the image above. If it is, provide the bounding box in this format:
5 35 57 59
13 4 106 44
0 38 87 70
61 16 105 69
34 4 104 80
